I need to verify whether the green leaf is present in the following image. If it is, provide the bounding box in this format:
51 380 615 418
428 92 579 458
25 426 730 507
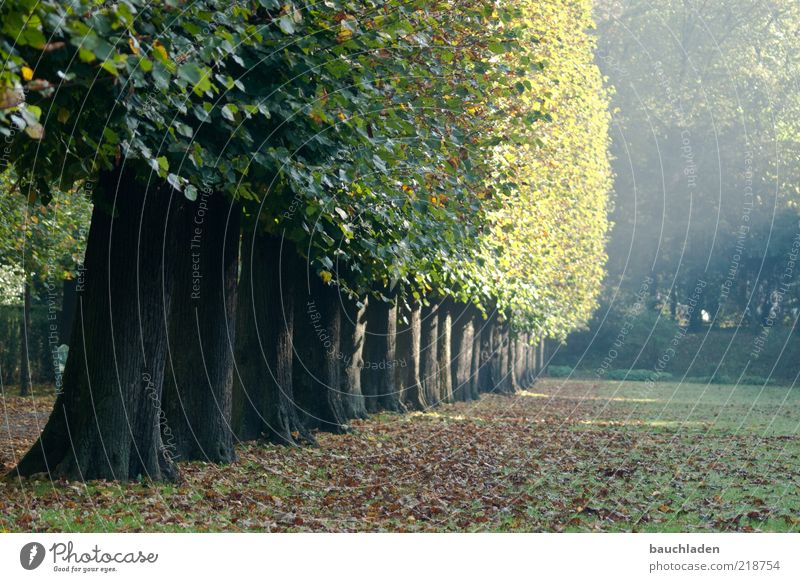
221 104 236 122
277 15 296 35
185 184 198 201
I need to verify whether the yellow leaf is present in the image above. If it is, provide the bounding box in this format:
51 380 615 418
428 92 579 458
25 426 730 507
21 66 34 81
336 28 353 43
129 36 140 55
153 40 168 61
320 270 332 284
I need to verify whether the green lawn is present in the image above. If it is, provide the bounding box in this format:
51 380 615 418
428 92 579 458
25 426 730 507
520 379 800 531
2 378 799 532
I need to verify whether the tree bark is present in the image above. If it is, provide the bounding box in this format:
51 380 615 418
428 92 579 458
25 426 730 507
450 303 474 402
513 334 526 390
397 301 425 411
538 337 546 375
232 232 312 445
437 299 454 404
19 282 31 397
510 336 519 391
293 274 348 433
489 318 503 393
161 194 241 464
340 295 368 420
420 301 441 407
363 296 403 412
496 322 514 394
13 168 179 481
478 312 496 394
470 310 483 400
523 336 535 386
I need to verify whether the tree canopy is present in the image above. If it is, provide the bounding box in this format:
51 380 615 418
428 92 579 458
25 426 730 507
2 0 611 334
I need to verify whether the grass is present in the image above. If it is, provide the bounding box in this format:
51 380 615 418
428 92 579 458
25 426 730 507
1 378 799 532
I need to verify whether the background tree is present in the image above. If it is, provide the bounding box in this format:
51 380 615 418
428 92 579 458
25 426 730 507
595 0 800 328
0 172 91 395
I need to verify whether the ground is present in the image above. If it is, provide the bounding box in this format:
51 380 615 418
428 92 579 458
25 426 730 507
1 379 799 532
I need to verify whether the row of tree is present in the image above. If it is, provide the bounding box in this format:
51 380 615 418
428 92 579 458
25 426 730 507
1 0 611 481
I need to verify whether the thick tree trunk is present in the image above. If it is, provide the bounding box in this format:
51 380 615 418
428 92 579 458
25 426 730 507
496 322 514 394
478 313 496 394
510 336 519 391
531 337 540 383
397 301 425 411
13 168 179 481
293 274 348 433
520 336 529 386
19 282 31 397
519 336 528 387
161 194 241 464
470 310 483 400
513 334 526 390
437 299 454 404
363 297 403 412
420 301 441 407
340 295 368 420
232 232 312 445
489 319 503 393
538 337 546 375
523 336 535 386
450 304 474 402
507 327 518 393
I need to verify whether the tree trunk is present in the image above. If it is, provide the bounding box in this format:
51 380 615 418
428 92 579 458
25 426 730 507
420 301 441 407
19 282 31 397
293 274 348 433
437 299 454 404
161 194 241 464
13 168 179 482
340 295 368 420
489 319 503 393
670 287 678 321
510 336 519 391
523 336 535 386
232 232 312 445
513 334 526 390
478 313 496 394
538 337 546 375
497 322 514 394
397 301 425 411
470 310 483 400
363 297 403 412
450 304 474 402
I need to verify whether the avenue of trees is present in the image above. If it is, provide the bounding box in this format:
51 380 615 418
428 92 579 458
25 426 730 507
1 0 611 481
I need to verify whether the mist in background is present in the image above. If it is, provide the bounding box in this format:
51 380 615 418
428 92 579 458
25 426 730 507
552 0 800 385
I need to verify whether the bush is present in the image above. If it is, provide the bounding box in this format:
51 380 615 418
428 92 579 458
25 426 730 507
684 375 733 385
547 365 574 378
685 375 776 386
548 366 674 382
605 369 672 382
741 375 775 386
